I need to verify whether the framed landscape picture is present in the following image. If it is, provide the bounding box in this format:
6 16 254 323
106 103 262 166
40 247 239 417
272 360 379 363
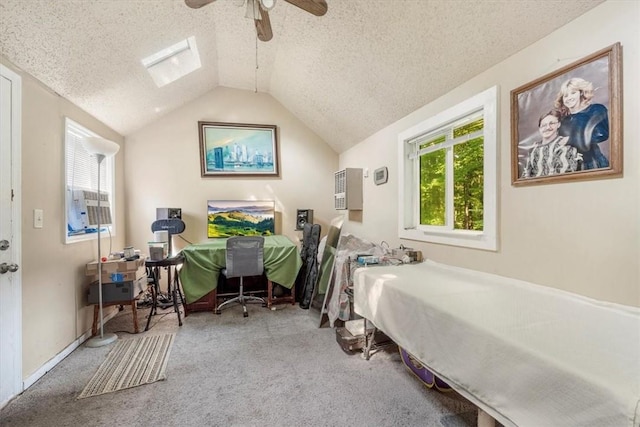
199 121 279 177
207 200 275 238
510 43 622 186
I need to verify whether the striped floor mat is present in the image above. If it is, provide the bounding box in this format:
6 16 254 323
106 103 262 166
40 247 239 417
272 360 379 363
78 333 174 399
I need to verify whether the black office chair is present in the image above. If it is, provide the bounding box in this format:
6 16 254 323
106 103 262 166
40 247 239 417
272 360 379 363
216 236 266 317
145 218 186 331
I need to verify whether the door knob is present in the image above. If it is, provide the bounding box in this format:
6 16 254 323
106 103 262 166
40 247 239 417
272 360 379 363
0 263 19 274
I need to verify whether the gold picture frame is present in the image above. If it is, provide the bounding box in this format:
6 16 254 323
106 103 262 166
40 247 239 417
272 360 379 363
511 43 622 186
198 121 279 177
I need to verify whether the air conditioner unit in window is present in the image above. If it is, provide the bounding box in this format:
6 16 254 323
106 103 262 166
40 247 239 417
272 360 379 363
68 188 113 230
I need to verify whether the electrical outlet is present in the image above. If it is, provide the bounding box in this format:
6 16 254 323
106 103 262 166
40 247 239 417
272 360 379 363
34 209 43 229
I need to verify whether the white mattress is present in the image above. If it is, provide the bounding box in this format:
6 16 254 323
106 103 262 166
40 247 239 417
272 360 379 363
353 260 640 427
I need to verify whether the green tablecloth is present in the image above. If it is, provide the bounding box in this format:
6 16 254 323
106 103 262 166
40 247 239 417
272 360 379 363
179 235 302 303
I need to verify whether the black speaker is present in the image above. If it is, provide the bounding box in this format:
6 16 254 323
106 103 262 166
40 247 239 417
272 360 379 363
156 208 182 220
296 209 314 231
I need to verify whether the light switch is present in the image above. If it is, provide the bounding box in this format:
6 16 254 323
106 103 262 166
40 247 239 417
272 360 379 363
34 209 43 229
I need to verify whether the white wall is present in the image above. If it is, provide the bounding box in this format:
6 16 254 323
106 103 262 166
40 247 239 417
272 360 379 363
339 0 640 307
124 86 338 265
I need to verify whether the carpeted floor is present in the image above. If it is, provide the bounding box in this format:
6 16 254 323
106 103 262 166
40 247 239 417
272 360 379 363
0 303 477 427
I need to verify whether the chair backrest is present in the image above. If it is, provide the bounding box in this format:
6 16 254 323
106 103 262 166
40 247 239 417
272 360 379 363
225 236 265 279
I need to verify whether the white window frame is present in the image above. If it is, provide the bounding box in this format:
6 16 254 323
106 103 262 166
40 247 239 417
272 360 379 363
64 118 117 244
398 86 498 251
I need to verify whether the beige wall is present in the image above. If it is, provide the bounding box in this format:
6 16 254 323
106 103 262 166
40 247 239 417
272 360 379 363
124 86 338 263
339 0 640 307
0 57 126 378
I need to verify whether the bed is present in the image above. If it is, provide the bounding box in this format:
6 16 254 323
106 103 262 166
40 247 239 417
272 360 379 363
353 260 640 427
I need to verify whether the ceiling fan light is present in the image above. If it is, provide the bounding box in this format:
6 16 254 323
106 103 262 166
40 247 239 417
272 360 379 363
259 0 276 11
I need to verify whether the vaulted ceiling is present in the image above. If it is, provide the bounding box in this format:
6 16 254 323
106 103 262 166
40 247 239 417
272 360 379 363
0 0 604 153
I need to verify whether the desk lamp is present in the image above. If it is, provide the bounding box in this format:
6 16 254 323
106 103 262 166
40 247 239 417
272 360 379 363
83 136 120 348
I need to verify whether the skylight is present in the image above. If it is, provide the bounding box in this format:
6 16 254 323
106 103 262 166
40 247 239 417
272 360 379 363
141 36 201 87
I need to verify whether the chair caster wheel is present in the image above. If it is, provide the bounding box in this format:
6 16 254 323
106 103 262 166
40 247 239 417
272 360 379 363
243 312 248 318
215 310 221 315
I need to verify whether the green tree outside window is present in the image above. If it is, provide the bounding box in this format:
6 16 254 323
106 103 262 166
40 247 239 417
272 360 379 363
419 118 484 231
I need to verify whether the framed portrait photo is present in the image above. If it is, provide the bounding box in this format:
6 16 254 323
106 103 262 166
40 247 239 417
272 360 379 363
510 42 622 186
198 121 279 177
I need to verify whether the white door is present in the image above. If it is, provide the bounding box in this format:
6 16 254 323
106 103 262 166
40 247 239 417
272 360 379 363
0 64 23 408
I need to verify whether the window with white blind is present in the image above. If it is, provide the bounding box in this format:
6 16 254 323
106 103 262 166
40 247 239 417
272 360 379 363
64 118 116 243
398 86 498 251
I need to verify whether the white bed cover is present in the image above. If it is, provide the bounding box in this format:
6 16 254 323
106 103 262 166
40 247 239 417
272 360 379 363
353 260 640 427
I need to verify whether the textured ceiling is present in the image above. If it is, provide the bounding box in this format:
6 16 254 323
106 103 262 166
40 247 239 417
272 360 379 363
0 0 604 153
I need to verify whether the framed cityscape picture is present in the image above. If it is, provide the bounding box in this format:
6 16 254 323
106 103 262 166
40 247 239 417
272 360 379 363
198 121 279 177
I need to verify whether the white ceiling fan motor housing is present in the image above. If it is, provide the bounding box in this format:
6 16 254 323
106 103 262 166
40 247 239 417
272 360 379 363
259 0 276 11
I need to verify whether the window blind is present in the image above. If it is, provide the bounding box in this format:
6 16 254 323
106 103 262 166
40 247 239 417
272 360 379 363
64 118 115 240
65 119 108 193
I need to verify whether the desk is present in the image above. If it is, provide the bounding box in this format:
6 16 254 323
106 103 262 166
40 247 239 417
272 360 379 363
179 235 302 304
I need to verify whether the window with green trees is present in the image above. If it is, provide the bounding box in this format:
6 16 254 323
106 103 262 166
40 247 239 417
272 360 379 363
398 86 497 251
418 116 484 230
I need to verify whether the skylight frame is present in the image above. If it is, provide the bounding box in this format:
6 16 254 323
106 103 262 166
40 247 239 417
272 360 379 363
141 36 201 87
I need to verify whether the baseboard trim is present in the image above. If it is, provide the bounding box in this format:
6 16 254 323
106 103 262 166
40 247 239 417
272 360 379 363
23 308 119 390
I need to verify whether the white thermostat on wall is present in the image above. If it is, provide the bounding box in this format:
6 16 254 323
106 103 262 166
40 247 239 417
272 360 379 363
374 167 388 185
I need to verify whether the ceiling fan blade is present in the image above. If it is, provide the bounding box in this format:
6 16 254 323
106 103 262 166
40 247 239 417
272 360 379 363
283 0 328 16
184 0 217 9
255 8 273 42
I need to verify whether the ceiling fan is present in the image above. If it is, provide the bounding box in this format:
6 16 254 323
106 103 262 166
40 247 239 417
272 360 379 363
185 0 328 42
